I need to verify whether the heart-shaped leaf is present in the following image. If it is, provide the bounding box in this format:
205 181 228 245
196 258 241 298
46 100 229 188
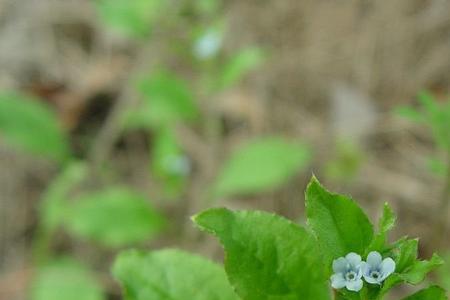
193 208 330 300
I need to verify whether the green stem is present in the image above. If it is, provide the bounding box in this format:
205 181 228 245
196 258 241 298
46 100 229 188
433 151 450 248
32 226 52 266
441 151 450 218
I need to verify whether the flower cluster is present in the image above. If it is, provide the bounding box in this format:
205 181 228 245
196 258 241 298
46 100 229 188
331 251 396 292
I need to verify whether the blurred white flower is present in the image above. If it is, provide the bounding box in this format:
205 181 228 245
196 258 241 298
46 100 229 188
193 30 222 59
163 154 191 176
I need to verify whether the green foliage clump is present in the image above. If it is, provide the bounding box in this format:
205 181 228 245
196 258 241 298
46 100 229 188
39 162 88 233
112 177 446 300
127 71 199 129
437 253 450 296
95 0 166 38
124 70 199 199
217 47 265 91
396 91 450 151
151 128 190 198
396 91 450 176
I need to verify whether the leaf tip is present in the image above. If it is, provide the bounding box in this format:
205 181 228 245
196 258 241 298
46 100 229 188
191 207 232 234
307 174 320 188
305 174 327 198
431 253 445 266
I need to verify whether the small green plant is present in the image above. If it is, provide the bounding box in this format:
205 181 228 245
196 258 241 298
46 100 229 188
96 0 268 202
396 91 450 176
395 91 450 251
113 177 446 300
124 70 199 198
0 1 299 300
0 92 167 300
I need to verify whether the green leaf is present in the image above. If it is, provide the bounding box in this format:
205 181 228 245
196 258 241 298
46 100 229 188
378 273 403 298
95 0 165 38
437 253 450 295
196 0 221 15
193 208 330 300
415 91 450 151
65 187 165 247
151 128 189 198
305 176 374 266
218 47 265 90
429 101 450 150
395 106 423 123
334 292 360 300
336 289 364 300
394 239 418 273
369 203 396 252
417 91 438 113
127 71 198 128
401 253 444 285
401 285 447 300
379 202 396 234
214 137 311 197
39 162 88 232
30 258 104 300
112 249 239 300
0 92 69 162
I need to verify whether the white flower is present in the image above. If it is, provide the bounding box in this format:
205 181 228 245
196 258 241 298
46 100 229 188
361 251 396 285
193 30 222 59
331 253 364 292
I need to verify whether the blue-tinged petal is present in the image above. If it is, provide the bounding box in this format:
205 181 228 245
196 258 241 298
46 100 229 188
363 273 381 285
331 273 346 289
380 258 395 279
360 262 370 275
346 278 363 292
356 262 364 277
345 253 362 267
365 277 380 284
367 251 382 268
333 257 348 273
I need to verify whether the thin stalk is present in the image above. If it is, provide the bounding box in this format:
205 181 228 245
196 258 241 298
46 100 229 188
433 151 450 249
31 226 52 266
440 151 450 216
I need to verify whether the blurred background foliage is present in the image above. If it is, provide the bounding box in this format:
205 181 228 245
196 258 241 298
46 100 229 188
0 0 449 299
